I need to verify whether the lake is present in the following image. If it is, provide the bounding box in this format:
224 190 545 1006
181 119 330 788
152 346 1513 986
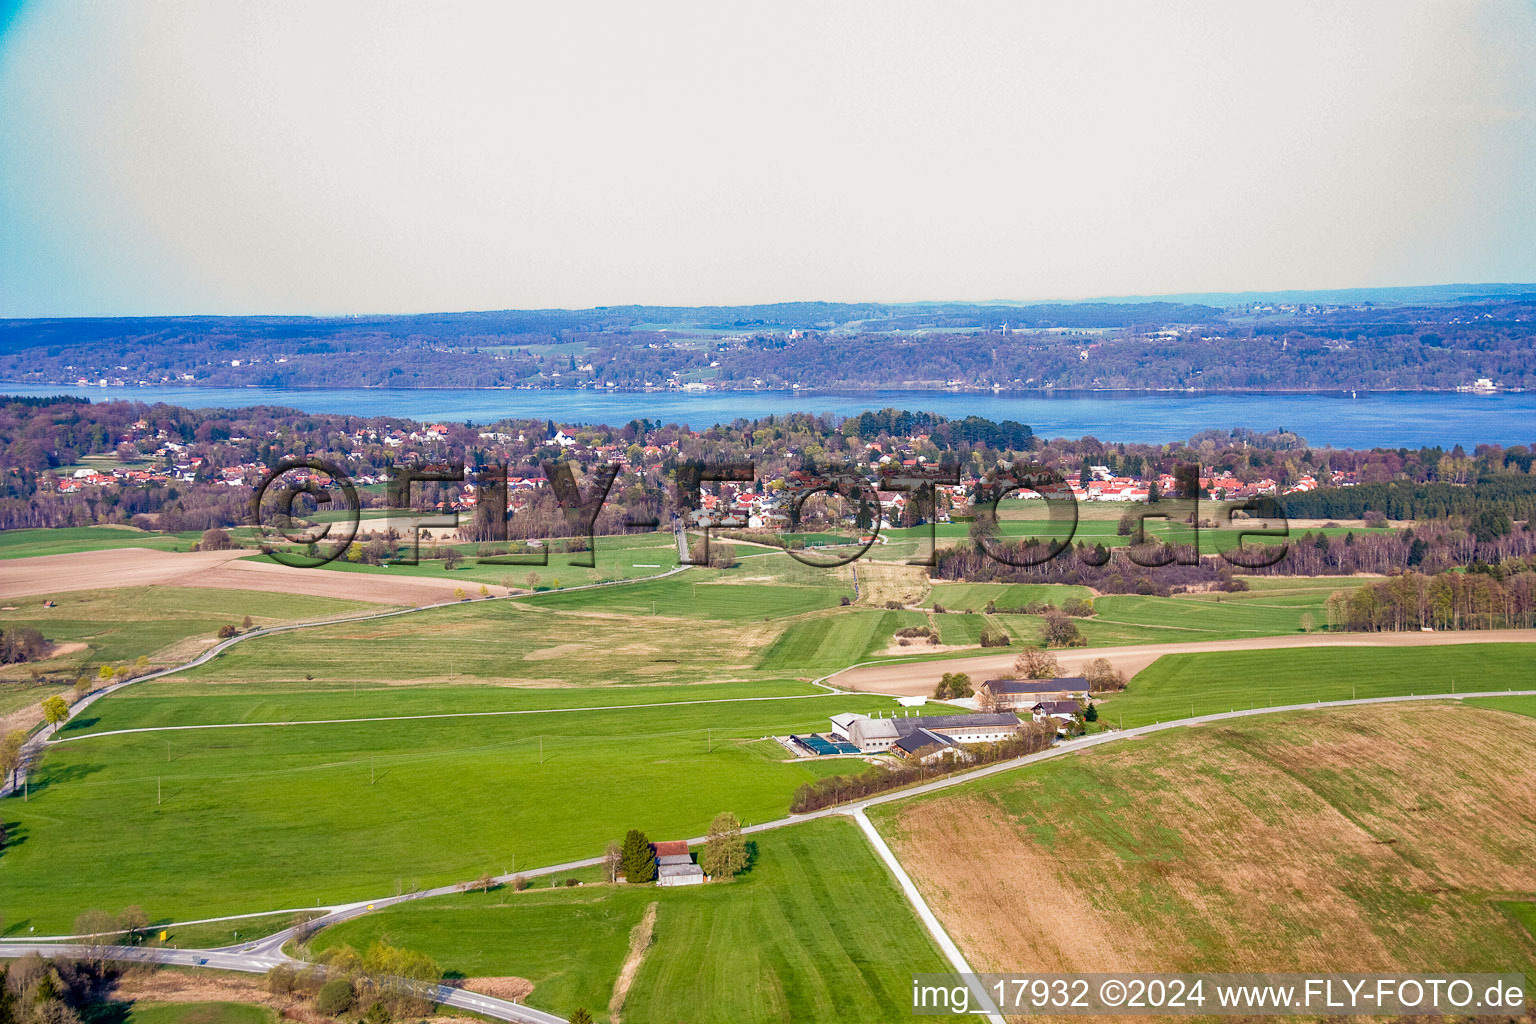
4 384 1534 448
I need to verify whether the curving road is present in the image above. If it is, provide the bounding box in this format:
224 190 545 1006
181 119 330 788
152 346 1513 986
0 941 566 1024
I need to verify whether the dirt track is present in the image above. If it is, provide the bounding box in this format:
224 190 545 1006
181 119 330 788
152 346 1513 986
0 547 505 605
831 628 1536 695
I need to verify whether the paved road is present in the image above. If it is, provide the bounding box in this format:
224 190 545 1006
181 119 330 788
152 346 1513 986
831 628 1536 695
0 941 566 1024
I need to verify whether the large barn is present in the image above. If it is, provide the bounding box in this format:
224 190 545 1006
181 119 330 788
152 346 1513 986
827 711 1022 753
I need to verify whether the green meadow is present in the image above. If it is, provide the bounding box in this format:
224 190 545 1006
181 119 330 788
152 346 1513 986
61 678 828 735
1100 643 1536 727
310 817 970 1024
123 1005 275 1024
1 693 938 931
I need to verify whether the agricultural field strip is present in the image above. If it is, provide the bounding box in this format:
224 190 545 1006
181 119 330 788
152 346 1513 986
50 689 847 743
27 687 1536 943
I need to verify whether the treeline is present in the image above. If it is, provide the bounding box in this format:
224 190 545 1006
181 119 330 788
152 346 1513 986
932 538 1234 596
789 722 1055 813
1326 565 1536 631
842 409 1034 449
1280 476 1536 521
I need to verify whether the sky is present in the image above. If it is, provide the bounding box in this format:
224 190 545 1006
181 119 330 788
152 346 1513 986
1 1 1534 317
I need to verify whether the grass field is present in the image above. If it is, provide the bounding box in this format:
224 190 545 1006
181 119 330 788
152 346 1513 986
0 525 200 559
756 609 929 676
294 529 685 591
310 817 970 1024
871 701 1536 976
173 596 799 690
120 1004 275 1024
922 582 1092 611
522 570 851 620
61 679 828 735
1098 643 1536 727
0 587 382 680
1467 694 1536 720
1 693 947 931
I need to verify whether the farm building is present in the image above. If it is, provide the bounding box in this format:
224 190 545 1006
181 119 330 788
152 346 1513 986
829 711 1022 753
1032 700 1083 734
654 840 705 886
978 677 1090 707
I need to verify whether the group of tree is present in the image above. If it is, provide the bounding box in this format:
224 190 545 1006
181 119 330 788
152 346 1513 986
268 939 443 1022
1325 565 1536 632
0 953 117 1024
789 723 1055 813
0 627 47 665
932 671 973 699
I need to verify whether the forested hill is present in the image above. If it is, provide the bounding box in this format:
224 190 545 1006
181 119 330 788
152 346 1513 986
2 295 1533 392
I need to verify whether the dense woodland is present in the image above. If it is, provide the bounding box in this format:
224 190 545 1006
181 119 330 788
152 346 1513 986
3 295 1534 391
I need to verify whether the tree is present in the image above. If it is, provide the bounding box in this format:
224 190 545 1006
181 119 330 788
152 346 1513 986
117 904 149 940
199 528 234 550
0 967 16 1024
700 812 747 879
934 671 972 700
442 548 464 570
1013 647 1060 680
603 841 623 883
1084 701 1099 723
453 587 467 601
568 1010 594 1024
479 584 490 598
1083 658 1126 692
977 621 1011 647
315 978 355 1015
975 686 1007 714
524 572 540 590
619 829 655 883
40 696 69 734
0 730 24 788
0 627 46 664
1299 611 1316 633
217 624 240 639
1038 608 1085 648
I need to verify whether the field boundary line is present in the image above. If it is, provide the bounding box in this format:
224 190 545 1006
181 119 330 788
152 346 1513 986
52 689 844 743
849 808 1006 1023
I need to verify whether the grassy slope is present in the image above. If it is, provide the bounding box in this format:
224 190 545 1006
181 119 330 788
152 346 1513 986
311 817 968 1024
870 702 1536 976
1 694 950 930
171 598 789 690
61 679 826 735
0 526 195 559
1099 643 1536 727
0 588 383 678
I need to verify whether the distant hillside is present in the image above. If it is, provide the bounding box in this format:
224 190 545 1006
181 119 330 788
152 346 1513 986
2 293 1532 392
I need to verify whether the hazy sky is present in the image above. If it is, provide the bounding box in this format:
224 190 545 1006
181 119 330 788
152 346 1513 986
2 1 1534 316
